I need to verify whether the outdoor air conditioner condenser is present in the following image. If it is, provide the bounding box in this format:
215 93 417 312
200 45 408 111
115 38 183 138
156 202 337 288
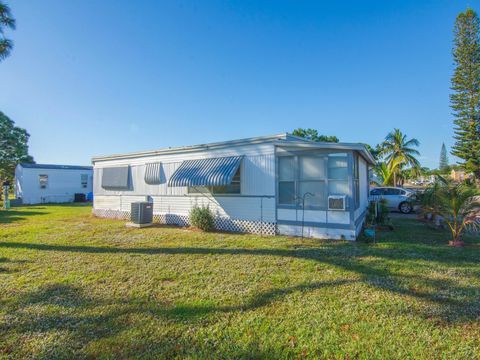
131 202 153 224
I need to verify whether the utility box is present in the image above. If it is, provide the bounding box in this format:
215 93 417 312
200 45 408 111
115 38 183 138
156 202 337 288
131 202 153 224
74 193 86 202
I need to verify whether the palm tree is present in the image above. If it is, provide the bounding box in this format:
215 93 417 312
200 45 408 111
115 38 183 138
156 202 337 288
374 157 403 186
0 1 15 61
380 129 421 186
423 176 480 245
375 162 394 186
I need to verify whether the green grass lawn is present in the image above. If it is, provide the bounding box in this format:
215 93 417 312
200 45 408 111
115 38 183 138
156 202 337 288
0 204 479 359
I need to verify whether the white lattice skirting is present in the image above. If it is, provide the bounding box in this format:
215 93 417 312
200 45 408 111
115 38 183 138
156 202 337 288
93 209 276 235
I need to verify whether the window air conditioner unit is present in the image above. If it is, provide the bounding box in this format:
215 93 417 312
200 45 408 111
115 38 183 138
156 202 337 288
328 195 346 211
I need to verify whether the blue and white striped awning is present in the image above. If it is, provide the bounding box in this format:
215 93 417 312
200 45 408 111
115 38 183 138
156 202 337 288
168 156 242 187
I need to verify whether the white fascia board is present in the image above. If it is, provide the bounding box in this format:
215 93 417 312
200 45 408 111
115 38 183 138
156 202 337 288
275 141 376 165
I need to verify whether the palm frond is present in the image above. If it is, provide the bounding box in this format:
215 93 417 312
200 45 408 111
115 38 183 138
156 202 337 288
0 2 15 30
0 37 12 60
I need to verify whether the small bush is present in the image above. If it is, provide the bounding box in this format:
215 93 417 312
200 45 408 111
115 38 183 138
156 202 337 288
189 205 215 231
366 199 392 227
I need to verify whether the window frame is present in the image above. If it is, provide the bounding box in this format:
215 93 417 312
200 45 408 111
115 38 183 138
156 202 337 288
39 174 48 189
187 166 241 195
81 174 88 189
353 155 360 209
278 156 297 205
298 155 327 208
277 151 353 210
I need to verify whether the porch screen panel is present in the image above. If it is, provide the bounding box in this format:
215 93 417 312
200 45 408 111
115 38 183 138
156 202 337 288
278 157 295 205
299 156 326 207
328 153 349 197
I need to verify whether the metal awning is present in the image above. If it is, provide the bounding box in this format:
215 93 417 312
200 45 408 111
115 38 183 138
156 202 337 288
144 162 163 185
168 156 242 187
101 166 129 189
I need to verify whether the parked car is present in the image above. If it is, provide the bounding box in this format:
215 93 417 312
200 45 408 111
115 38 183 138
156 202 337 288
369 187 417 214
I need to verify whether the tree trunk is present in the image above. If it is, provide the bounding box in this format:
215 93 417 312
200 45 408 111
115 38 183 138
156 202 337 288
393 172 397 187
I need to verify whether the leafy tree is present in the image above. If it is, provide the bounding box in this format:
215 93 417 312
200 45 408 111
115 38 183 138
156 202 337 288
379 129 421 186
439 143 449 173
0 111 34 185
450 9 480 180
0 1 15 61
292 128 339 143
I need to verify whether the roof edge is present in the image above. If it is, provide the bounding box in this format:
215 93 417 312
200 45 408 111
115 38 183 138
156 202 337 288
18 163 93 170
275 140 376 165
92 133 293 163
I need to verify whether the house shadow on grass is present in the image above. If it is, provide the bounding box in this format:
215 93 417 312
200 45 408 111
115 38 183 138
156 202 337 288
0 209 48 224
0 257 31 274
2 281 344 358
1 239 479 324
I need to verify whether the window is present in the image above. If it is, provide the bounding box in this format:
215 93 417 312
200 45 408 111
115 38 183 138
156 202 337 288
370 188 384 196
353 155 360 209
39 174 48 189
81 174 88 188
385 188 401 196
299 156 326 207
328 153 349 199
188 167 241 194
278 152 352 209
299 181 325 206
278 156 296 204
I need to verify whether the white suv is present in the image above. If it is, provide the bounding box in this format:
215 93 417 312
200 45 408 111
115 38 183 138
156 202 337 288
369 187 417 214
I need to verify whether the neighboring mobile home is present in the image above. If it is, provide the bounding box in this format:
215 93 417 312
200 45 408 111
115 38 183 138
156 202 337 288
15 163 93 204
92 134 375 240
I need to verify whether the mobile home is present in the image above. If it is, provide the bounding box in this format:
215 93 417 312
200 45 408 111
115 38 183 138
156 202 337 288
15 163 93 204
92 134 375 240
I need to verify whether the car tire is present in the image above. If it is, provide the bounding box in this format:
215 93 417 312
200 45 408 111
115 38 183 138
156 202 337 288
399 202 412 214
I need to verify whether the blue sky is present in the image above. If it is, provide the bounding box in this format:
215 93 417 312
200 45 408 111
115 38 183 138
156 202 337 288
0 0 477 168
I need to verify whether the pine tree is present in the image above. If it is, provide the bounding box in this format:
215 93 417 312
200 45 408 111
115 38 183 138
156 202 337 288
0 1 16 61
450 9 480 180
439 143 449 172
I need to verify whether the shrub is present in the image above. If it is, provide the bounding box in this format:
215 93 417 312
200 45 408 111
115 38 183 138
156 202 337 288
189 205 215 231
422 176 480 245
366 198 391 226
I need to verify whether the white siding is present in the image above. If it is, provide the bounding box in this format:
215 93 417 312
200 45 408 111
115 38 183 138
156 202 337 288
242 154 275 195
94 195 121 210
354 156 369 220
277 224 356 240
94 148 275 197
93 142 276 223
94 195 275 223
16 166 93 205
277 208 350 225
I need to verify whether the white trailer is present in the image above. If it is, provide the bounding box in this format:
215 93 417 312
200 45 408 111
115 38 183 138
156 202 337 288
15 164 93 204
92 134 375 240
